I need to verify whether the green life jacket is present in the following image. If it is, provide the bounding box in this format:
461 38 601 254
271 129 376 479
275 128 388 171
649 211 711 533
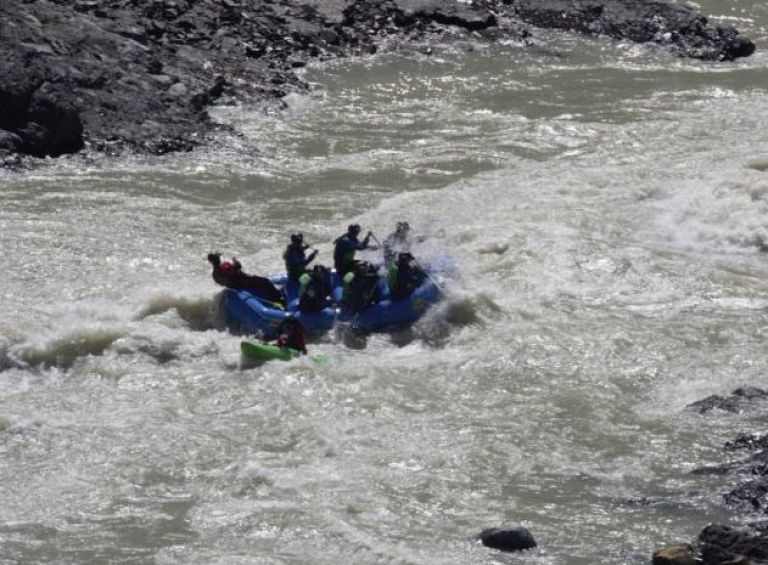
342 271 355 301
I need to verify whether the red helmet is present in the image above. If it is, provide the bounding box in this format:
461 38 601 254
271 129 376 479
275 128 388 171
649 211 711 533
220 261 235 275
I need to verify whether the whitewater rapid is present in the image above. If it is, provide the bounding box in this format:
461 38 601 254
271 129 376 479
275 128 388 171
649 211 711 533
1 6 768 563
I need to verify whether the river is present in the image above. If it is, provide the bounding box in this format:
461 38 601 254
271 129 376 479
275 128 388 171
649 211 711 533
1 2 768 563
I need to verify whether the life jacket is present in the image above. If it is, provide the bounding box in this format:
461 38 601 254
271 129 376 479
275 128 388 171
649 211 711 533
388 262 425 300
298 272 331 312
334 234 365 275
343 270 380 312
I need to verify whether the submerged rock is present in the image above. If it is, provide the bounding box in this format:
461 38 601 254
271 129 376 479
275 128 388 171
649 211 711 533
688 387 768 414
477 526 537 552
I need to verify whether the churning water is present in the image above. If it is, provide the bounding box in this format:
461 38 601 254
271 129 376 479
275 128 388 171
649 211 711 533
1 2 768 563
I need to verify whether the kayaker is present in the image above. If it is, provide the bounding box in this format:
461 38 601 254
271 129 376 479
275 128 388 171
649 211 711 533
342 261 381 312
387 252 426 300
333 224 373 277
207 252 284 305
283 232 317 282
298 264 333 312
274 317 307 354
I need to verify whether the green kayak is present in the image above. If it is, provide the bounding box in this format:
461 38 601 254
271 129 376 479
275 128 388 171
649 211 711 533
240 341 301 361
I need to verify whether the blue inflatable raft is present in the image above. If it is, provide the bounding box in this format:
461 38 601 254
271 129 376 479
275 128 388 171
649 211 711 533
222 263 446 339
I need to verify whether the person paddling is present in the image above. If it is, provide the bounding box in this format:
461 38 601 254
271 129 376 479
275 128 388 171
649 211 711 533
272 316 308 355
298 264 333 312
207 252 284 305
333 224 373 277
387 252 426 300
383 221 426 268
283 232 318 282
383 221 410 268
342 261 381 312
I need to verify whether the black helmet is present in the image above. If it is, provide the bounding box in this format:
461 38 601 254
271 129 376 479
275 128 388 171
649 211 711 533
312 264 327 275
355 260 369 273
348 224 361 234
290 232 303 245
396 221 409 233
397 252 414 264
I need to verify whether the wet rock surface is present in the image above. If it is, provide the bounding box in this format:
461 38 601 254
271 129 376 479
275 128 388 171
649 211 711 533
477 526 537 552
650 392 768 564
688 387 768 415
0 0 756 161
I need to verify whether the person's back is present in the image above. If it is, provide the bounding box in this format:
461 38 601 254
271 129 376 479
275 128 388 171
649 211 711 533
388 252 425 300
283 233 317 282
343 262 380 312
298 265 332 312
207 252 283 305
275 318 307 354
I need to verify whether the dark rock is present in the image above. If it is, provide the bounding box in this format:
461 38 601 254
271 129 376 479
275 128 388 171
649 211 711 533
0 130 22 154
146 58 164 75
505 0 755 61
734 387 768 400
477 526 537 552
726 434 768 452
0 0 755 161
723 479 768 513
699 524 768 563
688 387 768 414
26 85 85 156
689 394 742 414
16 121 50 156
396 0 496 31
651 545 698 565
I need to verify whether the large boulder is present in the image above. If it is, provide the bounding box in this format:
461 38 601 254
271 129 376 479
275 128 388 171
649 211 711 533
652 545 698 565
0 130 23 155
477 526 537 552
507 0 755 61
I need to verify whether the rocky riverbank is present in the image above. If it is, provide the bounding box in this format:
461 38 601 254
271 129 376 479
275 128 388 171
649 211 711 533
649 388 768 564
0 0 756 164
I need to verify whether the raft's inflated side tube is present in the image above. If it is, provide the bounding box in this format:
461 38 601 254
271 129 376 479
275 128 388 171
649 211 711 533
338 276 441 328
224 261 448 338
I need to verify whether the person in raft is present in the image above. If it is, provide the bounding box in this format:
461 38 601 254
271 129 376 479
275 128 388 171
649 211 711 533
273 316 307 354
333 224 374 277
342 261 381 313
207 252 284 305
283 232 318 283
383 221 427 268
383 221 410 268
387 252 426 300
298 264 333 312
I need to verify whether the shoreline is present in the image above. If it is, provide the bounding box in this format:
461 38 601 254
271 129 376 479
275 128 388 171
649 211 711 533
0 0 756 166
